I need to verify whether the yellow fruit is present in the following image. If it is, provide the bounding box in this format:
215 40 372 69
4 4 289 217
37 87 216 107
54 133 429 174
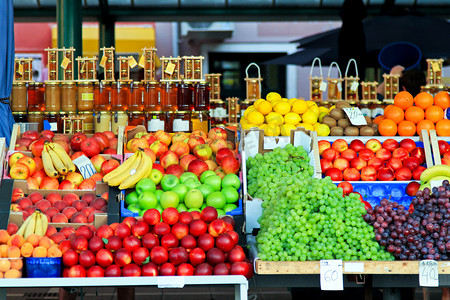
274 102 291 115
265 112 284 126
247 111 265 125
240 118 248 126
284 112 301 125
319 106 329 114
281 98 289 102
259 124 267 131
243 105 256 119
302 111 318 125
318 112 328 123
242 123 259 130
257 101 273 115
264 124 280 136
291 100 308 114
288 98 298 105
280 124 296 136
316 124 331 136
253 99 265 110
266 92 281 102
307 101 317 108
329 105 336 111
297 123 314 131
308 105 320 116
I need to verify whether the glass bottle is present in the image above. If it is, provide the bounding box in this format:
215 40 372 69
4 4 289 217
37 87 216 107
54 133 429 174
147 112 166 132
128 82 144 112
194 82 210 111
191 111 210 133
61 82 77 112
144 82 161 111
77 82 94 111
44 82 61 112
28 112 44 132
94 82 111 111
94 111 111 133
111 82 129 111
128 112 146 126
28 82 45 112
111 111 128 135
160 83 178 111
11 82 27 112
177 83 194 111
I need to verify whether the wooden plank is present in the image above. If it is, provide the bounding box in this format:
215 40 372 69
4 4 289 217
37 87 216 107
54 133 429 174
429 130 442 166
421 129 434 168
8 124 19 152
256 260 450 275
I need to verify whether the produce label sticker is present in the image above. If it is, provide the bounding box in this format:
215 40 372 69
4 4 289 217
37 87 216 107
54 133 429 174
173 119 189 132
99 55 107 68
18 63 23 75
350 81 359 91
82 93 94 101
337 82 342 92
165 62 176 75
138 54 145 68
320 81 327 92
157 277 185 288
419 260 439 287
61 57 70 69
148 119 165 132
320 259 343 291
128 56 137 68
430 180 444 190
73 155 97 179
343 107 367 126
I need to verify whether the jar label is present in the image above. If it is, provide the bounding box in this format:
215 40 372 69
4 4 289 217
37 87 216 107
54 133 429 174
148 119 165 132
82 93 94 101
173 119 189 132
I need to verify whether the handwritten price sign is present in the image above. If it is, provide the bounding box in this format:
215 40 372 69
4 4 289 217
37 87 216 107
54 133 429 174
343 107 367 126
73 155 97 180
320 260 343 290
419 260 439 287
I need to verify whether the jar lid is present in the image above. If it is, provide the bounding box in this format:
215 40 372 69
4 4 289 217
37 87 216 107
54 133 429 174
79 111 94 115
12 82 26 86
360 101 370 104
61 82 76 85
112 111 127 114
45 81 60 85
28 111 44 115
78 81 94 85
130 111 144 114
147 111 163 114
145 81 159 85
211 100 224 104
12 112 26 115
175 111 191 114
96 111 111 114
47 111 59 115
32 82 43 86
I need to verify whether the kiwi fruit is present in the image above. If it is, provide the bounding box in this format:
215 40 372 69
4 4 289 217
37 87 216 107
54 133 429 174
322 116 337 128
364 115 372 125
336 101 351 109
330 126 344 136
338 118 351 128
344 126 359 136
371 123 379 135
329 108 345 120
359 126 375 136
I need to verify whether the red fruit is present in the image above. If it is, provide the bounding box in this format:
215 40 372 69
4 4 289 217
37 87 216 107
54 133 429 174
142 233 160 250
377 167 395 181
392 148 410 161
153 222 171 237
105 236 122 252
341 149 357 161
342 168 360 181
75 225 94 240
123 235 141 253
387 158 403 171
194 263 213 275
206 248 225 265
142 262 159 276
320 159 333 173
227 231 239 245
337 182 353 196
367 157 384 171
197 233 215 252
412 166 427 180
132 247 150 266
215 233 235 253
395 167 412 181
410 147 426 165
122 264 141 277
70 235 88 253
438 140 450 155
177 263 195 276
104 264 121 277
79 250 96 268
403 157 420 171
406 181 420 197
359 149 375 161
178 211 193 224
333 158 350 172
96 225 114 239
88 236 104 253
190 211 201 220
62 249 79 267
200 206 218 222
208 219 227 237
96 249 114 267
143 209 161 226
230 261 251 279
150 246 169 265
131 220 150 238
161 233 179 250
168 247 189 265
322 148 339 161
189 219 208 237
114 248 132 267
180 234 197 250
228 245 245 263
399 138 416 153
162 207 179 225
122 217 138 228
382 139 399 152
115 223 131 239
324 168 343 181
67 265 86 278
87 265 104 277
349 140 365 153
214 263 230 275
171 222 189 240
189 247 206 266
159 262 176 276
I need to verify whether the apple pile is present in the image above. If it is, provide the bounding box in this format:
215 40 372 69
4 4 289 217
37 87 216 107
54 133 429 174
438 140 450 166
320 138 426 181
60 207 253 278
126 172 241 216
127 128 239 177
10 189 108 223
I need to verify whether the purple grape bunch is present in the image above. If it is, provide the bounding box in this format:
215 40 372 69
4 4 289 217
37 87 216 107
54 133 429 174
364 180 450 260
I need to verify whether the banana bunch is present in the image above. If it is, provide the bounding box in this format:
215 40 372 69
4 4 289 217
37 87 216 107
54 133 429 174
103 149 153 190
419 165 450 190
42 142 76 178
16 210 48 239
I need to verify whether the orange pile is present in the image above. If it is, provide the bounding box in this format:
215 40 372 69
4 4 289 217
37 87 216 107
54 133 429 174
379 91 450 136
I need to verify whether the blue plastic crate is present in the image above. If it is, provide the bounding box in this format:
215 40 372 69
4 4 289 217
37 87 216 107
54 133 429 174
25 257 61 278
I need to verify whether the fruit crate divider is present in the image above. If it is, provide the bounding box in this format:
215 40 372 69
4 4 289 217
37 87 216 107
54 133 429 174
428 130 442 166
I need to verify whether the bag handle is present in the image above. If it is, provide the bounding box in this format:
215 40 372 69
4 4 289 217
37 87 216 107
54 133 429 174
245 63 261 79
310 57 323 77
328 62 342 79
345 58 358 77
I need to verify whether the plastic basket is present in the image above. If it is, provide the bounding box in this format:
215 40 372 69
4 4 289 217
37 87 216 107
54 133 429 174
25 257 62 278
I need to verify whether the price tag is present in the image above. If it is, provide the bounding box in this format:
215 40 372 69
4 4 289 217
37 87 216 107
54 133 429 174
18 63 24 75
157 277 185 288
320 259 343 290
148 119 165 132
431 62 441 73
43 120 58 132
61 57 70 69
82 93 94 101
320 81 327 92
173 119 189 132
430 180 444 190
419 260 439 287
337 82 342 92
165 62 176 75
343 107 367 126
350 81 359 91
128 56 137 68
73 155 97 180
138 54 146 68
99 55 107 68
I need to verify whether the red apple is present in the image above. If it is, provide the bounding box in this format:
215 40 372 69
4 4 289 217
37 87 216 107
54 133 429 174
29 139 46 157
78 178 96 190
8 152 26 168
359 149 375 161
90 155 106 173
188 159 209 177
16 137 33 149
22 130 40 141
350 157 367 171
406 181 420 197
366 139 382 153
399 139 416 153
149 141 169 159
165 164 185 178
438 140 450 155
80 138 101 158
187 136 205 151
403 157 420 171
172 132 189 144
331 139 348 153
59 180 76 190
220 156 239 174
333 158 350 171
318 140 331 155
10 163 30 180
375 148 391 161
93 132 110 152
412 166 426 181
101 159 120 175
70 133 87 152
337 181 353 195
180 154 197 171
382 138 399 152
340 149 357 161
411 147 425 165
387 158 403 171
160 151 180 169
322 148 338 161
349 140 365 153
210 138 228 154
169 142 190 158
320 159 333 173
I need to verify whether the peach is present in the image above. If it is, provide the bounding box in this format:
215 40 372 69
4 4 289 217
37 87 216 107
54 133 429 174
4 269 21 278
20 242 34 257
0 245 8 258
0 230 10 244
32 246 47 257
59 240 71 254
45 226 57 238
50 233 66 245
91 198 107 210
71 213 88 224
47 245 62 257
26 234 41 247
54 200 69 212
0 259 10 272
60 227 75 238
9 235 25 248
43 207 59 220
63 193 79 206
10 259 23 270
17 198 32 210
7 246 21 258
81 206 95 217
35 199 52 212
62 207 77 220
52 213 69 223
72 200 88 211
33 157 43 171
81 194 96 205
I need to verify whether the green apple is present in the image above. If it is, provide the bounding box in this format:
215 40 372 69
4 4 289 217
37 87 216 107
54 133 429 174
222 173 241 190
125 191 139 206
184 189 204 209
160 191 180 209
204 175 222 191
216 209 226 216
177 203 188 212
155 204 163 214
138 192 158 210
161 174 180 191
200 170 216 183
134 132 145 138
135 178 156 195
171 183 188 202
221 186 239 204
206 191 226 209
184 178 201 190
179 172 198 183
197 184 215 199
127 204 141 214
188 208 201 213
155 190 164 201
149 169 163 185
224 203 238 212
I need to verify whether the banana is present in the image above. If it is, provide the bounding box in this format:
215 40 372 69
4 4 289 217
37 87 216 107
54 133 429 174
16 213 34 237
47 147 68 175
24 212 37 239
42 146 58 178
103 151 139 183
424 175 450 185
40 211 48 236
108 152 142 187
34 213 43 236
419 182 431 191
52 143 76 173
420 165 450 184
119 151 153 189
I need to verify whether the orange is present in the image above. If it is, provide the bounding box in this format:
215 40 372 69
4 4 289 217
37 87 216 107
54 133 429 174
436 119 450 136
384 105 404 124
378 119 398 136
398 120 416 136
383 105 395 116
405 106 425 124
394 91 414 110
414 92 434 110
434 91 450 110
417 119 435 136
373 115 385 125
425 105 444 123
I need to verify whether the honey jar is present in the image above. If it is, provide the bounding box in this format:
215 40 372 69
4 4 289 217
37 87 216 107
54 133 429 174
129 82 144 112
11 82 27 112
168 112 191 133
27 112 44 132
44 113 61 133
193 82 210 111
94 82 111 111
61 82 77 112
94 111 111 133
144 82 161 111
12 112 27 123
44 82 61 112
77 82 94 111
191 111 210 133
128 111 146 126
27 82 45 112
178 83 194 111
79 111 94 134
160 83 178 111
210 100 228 127
111 83 130 111
111 111 128 135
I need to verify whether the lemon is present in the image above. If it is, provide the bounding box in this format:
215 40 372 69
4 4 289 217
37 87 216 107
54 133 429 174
240 118 248 126
241 123 258 130
284 112 301 125
259 124 267 131
319 106 329 114
274 102 291 115
291 100 308 114
288 98 298 105
265 112 284 125
247 111 265 126
306 101 317 108
243 105 256 119
253 99 265 110
308 105 320 116
280 98 289 102
266 92 281 102
302 111 318 125
297 123 314 131
264 124 280 136
257 101 273 115
318 111 328 123
316 124 331 136
280 124 296 136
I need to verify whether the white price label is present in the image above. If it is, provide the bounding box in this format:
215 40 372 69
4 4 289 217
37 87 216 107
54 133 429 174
73 155 97 180
320 260 343 291
49 122 58 132
157 277 185 288
173 119 190 132
430 180 444 190
343 107 367 126
148 119 165 132
320 81 327 92
419 260 439 287
337 82 342 92
350 81 359 91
